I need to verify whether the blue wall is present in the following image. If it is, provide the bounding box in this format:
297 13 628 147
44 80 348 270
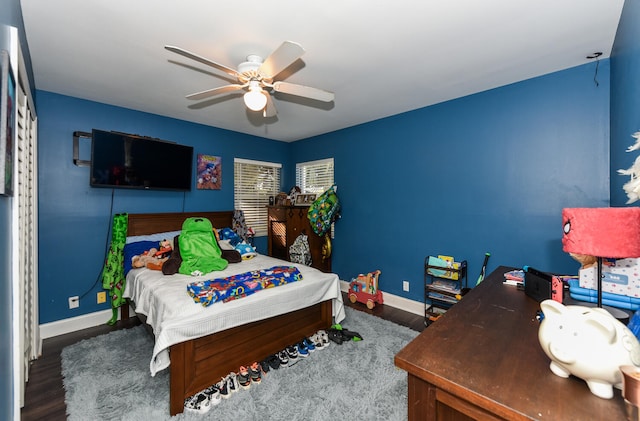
292 62 610 301
611 0 640 207
39 61 612 320
37 92 289 323
38 68 613 317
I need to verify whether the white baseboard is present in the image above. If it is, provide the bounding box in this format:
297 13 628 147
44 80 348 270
340 280 423 316
39 306 131 339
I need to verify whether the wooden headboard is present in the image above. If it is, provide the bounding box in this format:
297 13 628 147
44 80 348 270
126 211 234 236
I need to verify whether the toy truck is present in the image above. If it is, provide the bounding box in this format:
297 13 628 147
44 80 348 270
348 270 384 309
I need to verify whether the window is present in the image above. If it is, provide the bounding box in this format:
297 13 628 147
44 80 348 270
234 158 282 236
295 158 334 195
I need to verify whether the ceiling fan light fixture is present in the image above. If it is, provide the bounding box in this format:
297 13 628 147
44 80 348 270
168 41 333 117
244 82 267 111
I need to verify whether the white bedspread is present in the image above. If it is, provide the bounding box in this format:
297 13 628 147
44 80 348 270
123 254 345 376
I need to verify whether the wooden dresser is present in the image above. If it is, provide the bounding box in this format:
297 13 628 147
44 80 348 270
394 265 627 420
267 205 331 272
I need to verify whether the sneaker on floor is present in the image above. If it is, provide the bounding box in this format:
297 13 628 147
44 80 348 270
277 350 289 367
296 341 310 358
229 372 240 394
341 328 364 342
267 354 281 370
223 372 239 396
260 354 280 373
202 384 222 407
316 330 330 348
302 337 316 352
309 332 324 350
327 328 344 345
238 365 252 390
285 345 299 366
260 358 271 375
249 362 262 384
184 391 211 414
216 375 231 399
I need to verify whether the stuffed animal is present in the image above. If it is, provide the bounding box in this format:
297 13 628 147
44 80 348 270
569 253 597 269
162 236 182 275
131 247 168 271
219 227 242 246
235 241 257 260
155 239 173 259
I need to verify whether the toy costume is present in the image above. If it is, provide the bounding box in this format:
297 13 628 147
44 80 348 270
178 217 228 275
101 213 128 325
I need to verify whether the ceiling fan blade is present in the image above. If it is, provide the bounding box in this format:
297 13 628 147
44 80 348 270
259 41 305 80
272 81 334 102
263 93 277 118
186 84 246 100
165 45 240 78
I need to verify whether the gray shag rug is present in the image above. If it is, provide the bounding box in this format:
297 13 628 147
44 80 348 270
61 306 419 420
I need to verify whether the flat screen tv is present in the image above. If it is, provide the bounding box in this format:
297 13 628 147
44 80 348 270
90 129 194 191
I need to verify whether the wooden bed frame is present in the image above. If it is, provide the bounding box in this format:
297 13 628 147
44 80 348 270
122 211 334 415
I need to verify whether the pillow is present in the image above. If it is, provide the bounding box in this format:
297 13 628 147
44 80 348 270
123 240 159 275
218 239 235 251
125 230 181 244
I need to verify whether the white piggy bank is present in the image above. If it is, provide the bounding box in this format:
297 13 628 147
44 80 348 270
538 299 640 399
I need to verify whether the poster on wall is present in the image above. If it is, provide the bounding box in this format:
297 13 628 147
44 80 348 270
0 50 15 197
196 154 222 190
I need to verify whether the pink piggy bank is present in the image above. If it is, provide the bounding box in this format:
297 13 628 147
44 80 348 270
538 299 640 399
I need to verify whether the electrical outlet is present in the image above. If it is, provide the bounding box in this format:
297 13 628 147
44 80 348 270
97 291 107 304
68 296 79 309
403 280 410 292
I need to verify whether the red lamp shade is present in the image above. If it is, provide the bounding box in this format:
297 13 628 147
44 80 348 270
562 207 640 258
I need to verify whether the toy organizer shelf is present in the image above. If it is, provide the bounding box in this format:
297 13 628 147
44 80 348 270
424 256 467 326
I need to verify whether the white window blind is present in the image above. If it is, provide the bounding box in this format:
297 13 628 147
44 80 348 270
295 158 334 194
234 158 282 236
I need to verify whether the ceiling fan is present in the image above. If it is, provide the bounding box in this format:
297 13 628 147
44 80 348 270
165 41 334 117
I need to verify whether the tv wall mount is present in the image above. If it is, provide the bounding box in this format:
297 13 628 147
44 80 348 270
72 131 92 167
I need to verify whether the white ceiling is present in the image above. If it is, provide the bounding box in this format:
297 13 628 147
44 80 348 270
20 0 624 142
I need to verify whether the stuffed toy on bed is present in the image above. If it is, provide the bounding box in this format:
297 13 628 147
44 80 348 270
162 235 182 275
131 247 168 271
178 217 228 275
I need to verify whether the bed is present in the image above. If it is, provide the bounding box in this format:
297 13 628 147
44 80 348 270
120 211 345 415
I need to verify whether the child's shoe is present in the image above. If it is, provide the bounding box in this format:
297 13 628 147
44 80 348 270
184 391 211 414
302 337 316 352
249 362 262 384
218 372 238 398
285 345 299 366
297 341 310 358
202 384 222 406
238 365 252 389
315 330 330 349
277 350 289 367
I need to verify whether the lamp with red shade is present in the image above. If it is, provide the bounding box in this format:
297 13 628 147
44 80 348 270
562 207 640 308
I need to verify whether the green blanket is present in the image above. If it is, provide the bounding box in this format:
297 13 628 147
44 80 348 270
101 213 128 325
178 217 228 275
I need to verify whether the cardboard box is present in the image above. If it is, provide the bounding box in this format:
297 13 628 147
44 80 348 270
578 258 640 297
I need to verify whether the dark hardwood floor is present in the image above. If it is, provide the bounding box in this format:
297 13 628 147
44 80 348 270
21 293 425 420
